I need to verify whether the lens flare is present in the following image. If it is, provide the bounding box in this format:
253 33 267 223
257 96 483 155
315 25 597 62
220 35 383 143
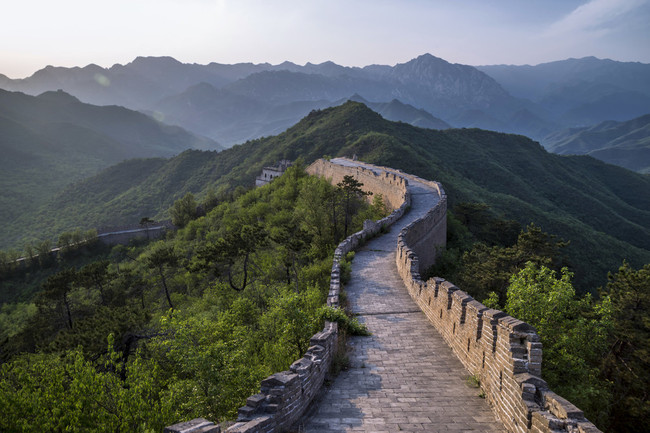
93 73 110 87
152 111 165 122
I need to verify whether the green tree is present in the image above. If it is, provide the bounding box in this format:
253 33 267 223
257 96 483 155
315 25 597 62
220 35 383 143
218 223 267 292
39 268 78 330
140 217 155 240
295 175 337 259
600 262 650 433
0 338 175 432
337 175 372 238
452 202 520 247
506 262 612 426
78 261 110 305
144 243 179 310
456 223 567 304
170 193 198 228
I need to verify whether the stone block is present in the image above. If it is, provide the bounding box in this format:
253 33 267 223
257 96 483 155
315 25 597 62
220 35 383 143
164 418 220 433
542 390 585 420
237 405 257 421
260 372 298 389
246 393 266 409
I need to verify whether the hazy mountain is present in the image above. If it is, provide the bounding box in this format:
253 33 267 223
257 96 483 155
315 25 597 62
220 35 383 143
479 57 650 126
344 94 450 129
543 114 650 173
0 89 219 247
223 69 386 105
0 54 533 140
0 58 271 110
152 83 449 146
150 81 333 145
14 102 650 292
506 109 559 138
478 57 650 100
4 54 650 144
377 53 518 118
449 109 505 131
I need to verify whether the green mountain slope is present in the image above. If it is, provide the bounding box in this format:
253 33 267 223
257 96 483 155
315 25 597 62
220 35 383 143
13 102 650 290
0 89 221 248
542 114 650 173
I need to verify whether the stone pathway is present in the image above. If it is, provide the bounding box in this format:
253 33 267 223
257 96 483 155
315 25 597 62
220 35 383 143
297 162 505 433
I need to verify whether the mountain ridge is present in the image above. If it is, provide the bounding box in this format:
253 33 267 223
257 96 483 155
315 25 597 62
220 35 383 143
0 53 541 143
542 114 650 173
11 102 649 292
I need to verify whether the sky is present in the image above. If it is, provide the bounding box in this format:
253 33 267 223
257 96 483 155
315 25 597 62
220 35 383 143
1 0 649 78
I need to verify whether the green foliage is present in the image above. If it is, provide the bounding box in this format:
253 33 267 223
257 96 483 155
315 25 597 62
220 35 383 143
505 263 613 427
337 175 372 238
319 306 370 336
0 165 375 429
451 223 567 305
0 338 175 432
0 302 37 341
599 262 650 432
170 192 198 227
0 88 215 250
452 202 520 247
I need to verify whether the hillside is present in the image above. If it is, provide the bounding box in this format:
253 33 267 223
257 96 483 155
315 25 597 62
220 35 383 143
17 102 650 292
542 114 650 173
0 89 220 248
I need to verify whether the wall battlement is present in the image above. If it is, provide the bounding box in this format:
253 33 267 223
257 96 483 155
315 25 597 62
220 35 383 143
394 173 602 433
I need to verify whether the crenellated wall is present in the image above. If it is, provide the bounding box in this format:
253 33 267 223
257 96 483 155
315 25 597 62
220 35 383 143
395 183 603 432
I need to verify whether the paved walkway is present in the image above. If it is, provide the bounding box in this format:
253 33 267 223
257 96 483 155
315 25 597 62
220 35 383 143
298 161 505 432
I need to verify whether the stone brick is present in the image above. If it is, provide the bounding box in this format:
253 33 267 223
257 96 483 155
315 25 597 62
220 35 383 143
164 418 220 433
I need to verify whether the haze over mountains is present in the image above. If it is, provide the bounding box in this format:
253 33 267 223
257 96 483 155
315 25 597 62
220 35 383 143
543 114 650 174
3 54 649 149
0 88 219 248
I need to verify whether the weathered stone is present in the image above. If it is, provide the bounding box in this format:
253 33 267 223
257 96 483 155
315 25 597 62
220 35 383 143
260 372 298 389
164 418 220 433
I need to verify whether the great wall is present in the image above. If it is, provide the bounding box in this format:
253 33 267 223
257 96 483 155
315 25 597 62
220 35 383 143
165 158 602 433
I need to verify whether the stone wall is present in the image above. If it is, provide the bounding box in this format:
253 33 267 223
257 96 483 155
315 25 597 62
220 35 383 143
305 158 408 211
97 221 174 246
217 159 411 433
395 193 602 432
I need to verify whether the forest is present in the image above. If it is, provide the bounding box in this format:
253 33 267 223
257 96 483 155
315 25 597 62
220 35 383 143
0 164 383 432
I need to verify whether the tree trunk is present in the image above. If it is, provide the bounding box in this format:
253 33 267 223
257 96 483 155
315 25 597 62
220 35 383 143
228 252 249 291
63 292 73 329
159 266 174 310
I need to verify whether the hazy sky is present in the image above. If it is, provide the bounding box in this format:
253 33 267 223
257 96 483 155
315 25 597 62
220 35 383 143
2 0 649 78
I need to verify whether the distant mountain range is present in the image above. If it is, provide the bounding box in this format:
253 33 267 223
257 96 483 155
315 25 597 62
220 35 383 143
2 54 649 148
8 53 646 147
478 57 650 125
0 88 219 248
543 114 650 174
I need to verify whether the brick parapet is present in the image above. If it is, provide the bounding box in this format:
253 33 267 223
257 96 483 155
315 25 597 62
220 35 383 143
395 187 602 432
